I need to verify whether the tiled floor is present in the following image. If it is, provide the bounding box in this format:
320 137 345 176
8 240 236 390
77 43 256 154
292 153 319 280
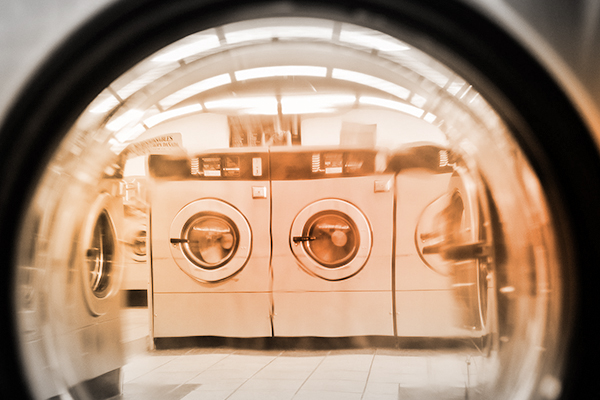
119 307 485 400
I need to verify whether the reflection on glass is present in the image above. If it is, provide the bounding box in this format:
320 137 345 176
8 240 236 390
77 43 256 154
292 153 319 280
14 16 564 400
86 210 116 298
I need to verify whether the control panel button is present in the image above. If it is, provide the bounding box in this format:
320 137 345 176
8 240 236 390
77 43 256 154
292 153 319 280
252 186 267 199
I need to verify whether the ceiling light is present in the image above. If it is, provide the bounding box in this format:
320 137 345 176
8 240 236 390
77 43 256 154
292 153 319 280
235 65 327 81
339 29 409 52
114 123 146 143
152 34 220 62
159 74 232 109
225 26 332 44
282 94 355 114
359 96 424 118
89 93 120 114
106 109 145 132
204 97 278 113
116 63 179 99
144 104 204 128
332 69 411 100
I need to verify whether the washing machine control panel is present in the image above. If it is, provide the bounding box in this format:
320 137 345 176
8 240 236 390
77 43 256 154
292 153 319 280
148 152 269 180
270 148 381 180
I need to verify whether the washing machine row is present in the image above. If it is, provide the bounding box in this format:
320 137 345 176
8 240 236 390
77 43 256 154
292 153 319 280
147 144 489 341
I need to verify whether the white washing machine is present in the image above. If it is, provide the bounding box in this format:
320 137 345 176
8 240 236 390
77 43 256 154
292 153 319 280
122 176 149 292
148 149 272 339
270 147 395 337
414 161 498 339
389 145 491 338
47 175 125 398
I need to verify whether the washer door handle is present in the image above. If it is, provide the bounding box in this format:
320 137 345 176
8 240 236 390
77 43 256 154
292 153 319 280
292 236 317 243
170 238 189 244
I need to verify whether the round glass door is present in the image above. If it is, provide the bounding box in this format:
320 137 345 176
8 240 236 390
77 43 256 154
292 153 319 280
170 198 251 283
302 211 359 268
416 167 491 331
7 4 593 398
132 229 147 260
80 192 123 317
182 213 239 269
290 199 372 280
86 210 117 298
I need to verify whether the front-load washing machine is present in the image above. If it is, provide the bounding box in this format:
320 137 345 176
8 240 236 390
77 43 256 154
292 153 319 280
270 146 395 337
121 176 149 292
148 149 272 339
37 171 125 399
388 145 488 338
414 159 500 343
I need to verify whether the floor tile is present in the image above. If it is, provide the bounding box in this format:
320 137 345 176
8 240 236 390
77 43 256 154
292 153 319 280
190 368 258 382
120 383 201 400
119 307 485 400
309 368 369 381
252 368 313 380
364 381 399 395
180 389 234 400
292 390 363 400
237 378 305 391
228 389 297 400
300 379 366 393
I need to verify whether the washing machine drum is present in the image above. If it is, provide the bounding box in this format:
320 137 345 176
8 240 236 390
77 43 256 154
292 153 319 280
170 199 251 282
290 199 372 280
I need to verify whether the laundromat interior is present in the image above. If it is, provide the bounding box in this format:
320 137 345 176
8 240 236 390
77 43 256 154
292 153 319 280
14 16 569 400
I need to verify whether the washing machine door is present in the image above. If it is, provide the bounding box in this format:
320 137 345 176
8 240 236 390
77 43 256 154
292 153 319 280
416 166 491 330
81 192 123 316
290 199 372 280
169 198 251 283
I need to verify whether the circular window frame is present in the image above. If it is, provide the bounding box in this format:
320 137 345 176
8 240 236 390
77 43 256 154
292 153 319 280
180 212 240 270
1 1 598 398
169 198 252 283
79 192 123 316
290 199 372 280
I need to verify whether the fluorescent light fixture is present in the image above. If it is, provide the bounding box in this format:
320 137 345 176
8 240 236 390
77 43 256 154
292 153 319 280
332 69 411 100
152 34 220 62
282 94 355 114
410 94 427 108
359 96 424 118
339 29 409 52
204 94 356 115
204 97 278 113
117 63 179 99
159 74 232 109
225 26 332 44
144 104 204 128
235 66 327 81
446 82 465 96
89 94 120 114
424 113 438 123
106 109 144 132
114 123 146 143
109 138 128 154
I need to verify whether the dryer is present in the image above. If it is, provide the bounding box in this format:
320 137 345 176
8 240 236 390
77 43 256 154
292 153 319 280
270 147 395 337
49 174 125 398
148 149 272 339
